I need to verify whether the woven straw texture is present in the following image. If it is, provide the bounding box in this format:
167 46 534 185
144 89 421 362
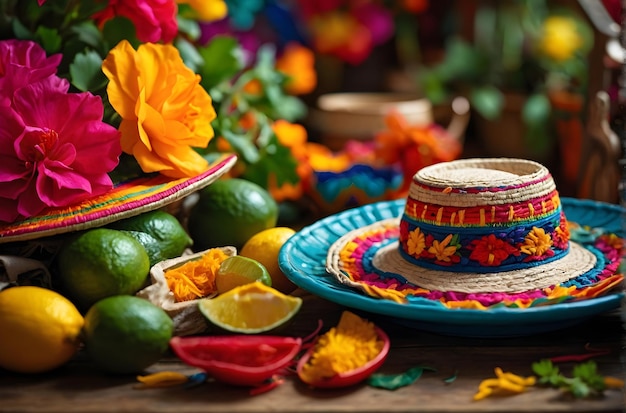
409 158 554 207
326 218 597 293
326 158 602 295
0 154 237 244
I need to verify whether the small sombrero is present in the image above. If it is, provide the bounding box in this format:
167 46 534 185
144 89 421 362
0 153 237 244
326 158 624 309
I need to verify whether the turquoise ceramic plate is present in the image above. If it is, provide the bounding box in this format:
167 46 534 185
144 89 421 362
279 198 625 337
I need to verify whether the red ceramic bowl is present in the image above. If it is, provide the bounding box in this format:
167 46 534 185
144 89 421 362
296 326 390 388
170 335 302 387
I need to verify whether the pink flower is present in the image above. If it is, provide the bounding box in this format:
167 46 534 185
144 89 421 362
0 81 121 222
0 40 64 107
93 0 178 43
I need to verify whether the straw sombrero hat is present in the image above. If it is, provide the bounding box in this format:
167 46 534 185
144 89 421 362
325 158 624 308
0 153 237 244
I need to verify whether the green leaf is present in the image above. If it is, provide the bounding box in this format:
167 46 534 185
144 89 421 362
198 36 244 90
572 361 606 392
176 14 200 41
11 18 33 40
241 131 300 188
568 377 591 399
102 16 139 50
175 37 204 72
522 93 551 126
220 128 260 164
471 86 504 120
368 366 436 390
70 21 104 50
35 26 62 53
69 50 107 92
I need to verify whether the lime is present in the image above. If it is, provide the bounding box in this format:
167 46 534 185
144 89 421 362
0 286 84 373
56 228 150 310
82 295 173 374
119 230 166 268
198 282 302 334
215 255 272 294
187 178 278 250
239 227 297 293
108 210 192 265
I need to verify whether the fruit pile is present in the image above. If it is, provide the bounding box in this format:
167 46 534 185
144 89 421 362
0 178 305 376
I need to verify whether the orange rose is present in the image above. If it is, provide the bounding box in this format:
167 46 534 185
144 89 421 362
102 40 216 178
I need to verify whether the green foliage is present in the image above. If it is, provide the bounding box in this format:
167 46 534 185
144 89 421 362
196 37 305 191
532 359 607 398
1 0 307 195
368 366 437 390
69 49 106 92
416 0 593 154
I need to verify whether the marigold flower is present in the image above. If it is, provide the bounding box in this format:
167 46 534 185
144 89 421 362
0 40 63 108
102 40 216 178
177 0 228 22
0 81 121 222
468 234 518 266
537 15 583 62
520 227 553 257
428 234 458 263
407 227 426 256
93 0 178 44
552 214 570 249
276 43 317 95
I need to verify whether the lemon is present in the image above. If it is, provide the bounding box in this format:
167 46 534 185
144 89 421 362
198 282 302 334
56 228 150 310
108 210 193 266
239 227 297 294
82 295 173 374
215 255 272 294
187 178 278 250
0 286 84 373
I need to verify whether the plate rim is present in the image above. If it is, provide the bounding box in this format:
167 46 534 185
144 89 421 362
279 197 625 329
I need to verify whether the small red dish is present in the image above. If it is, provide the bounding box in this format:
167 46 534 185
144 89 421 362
170 335 302 387
296 326 390 388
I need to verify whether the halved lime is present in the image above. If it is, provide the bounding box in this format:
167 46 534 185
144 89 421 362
198 282 302 334
215 256 272 294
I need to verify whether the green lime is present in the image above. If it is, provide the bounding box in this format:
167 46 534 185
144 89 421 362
82 295 173 374
108 210 192 263
119 230 165 268
56 228 150 311
215 255 272 294
188 178 278 250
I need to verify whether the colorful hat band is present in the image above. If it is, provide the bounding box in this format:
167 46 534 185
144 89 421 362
398 205 571 274
403 190 561 226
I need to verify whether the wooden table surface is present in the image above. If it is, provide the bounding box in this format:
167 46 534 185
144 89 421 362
1 290 624 413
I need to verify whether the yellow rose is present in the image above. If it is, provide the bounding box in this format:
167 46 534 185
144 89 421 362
537 16 583 62
102 40 216 178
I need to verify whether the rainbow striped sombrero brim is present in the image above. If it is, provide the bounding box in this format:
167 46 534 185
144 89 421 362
0 154 237 244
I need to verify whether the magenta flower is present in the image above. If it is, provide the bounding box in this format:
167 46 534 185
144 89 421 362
0 81 121 222
93 0 178 43
0 40 64 107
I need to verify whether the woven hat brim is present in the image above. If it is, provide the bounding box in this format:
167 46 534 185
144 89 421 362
327 217 601 295
0 153 237 244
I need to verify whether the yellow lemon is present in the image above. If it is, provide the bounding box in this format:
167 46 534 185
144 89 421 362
0 286 84 373
198 282 302 334
239 227 297 294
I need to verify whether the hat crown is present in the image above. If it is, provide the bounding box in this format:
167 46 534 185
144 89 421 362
399 158 570 273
